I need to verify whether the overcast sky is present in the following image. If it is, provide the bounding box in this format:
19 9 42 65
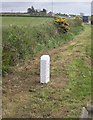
1 0 92 2
0 1 92 15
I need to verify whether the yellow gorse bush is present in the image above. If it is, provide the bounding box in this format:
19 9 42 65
54 16 70 33
75 15 82 21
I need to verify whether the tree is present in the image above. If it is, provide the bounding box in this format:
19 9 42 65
27 8 31 14
42 8 47 14
31 6 35 13
27 6 35 14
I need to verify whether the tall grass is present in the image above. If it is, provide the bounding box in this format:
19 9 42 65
2 17 83 75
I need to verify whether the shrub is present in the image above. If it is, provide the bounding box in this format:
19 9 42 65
69 16 83 35
74 16 83 26
54 17 70 33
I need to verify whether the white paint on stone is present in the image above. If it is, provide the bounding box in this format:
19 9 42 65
40 55 50 84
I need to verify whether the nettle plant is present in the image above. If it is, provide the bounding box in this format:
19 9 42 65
54 16 70 33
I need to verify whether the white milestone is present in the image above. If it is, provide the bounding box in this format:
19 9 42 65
40 55 50 84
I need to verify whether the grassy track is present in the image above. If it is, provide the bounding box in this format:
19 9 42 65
2 24 91 118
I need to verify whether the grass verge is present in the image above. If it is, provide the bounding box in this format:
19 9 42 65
2 17 84 75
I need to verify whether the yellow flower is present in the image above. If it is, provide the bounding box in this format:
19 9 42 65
54 16 70 32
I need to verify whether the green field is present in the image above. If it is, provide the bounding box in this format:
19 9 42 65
2 16 53 28
2 16 91 118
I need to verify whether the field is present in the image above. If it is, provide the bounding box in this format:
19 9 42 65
2 16 91 118
2 16 53 27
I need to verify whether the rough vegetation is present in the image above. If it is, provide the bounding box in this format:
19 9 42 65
54 16 70 32
2 23 91 118
2 16 83 75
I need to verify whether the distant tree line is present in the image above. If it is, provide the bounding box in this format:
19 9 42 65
27 6 47 16
27 6 77 18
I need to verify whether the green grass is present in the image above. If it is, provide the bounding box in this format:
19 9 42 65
64 58 91 117
2 16 53 28
2 16 84 75
3 16 80 75
2 22 91 118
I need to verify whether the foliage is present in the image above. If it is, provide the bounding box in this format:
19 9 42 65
3 25 91 118
27 6 47 16
74 16 83 26
2 16 84 75
69 15 83 35
2 21 58 75
54 17 70 33
42 9 47 13
27 6 36 14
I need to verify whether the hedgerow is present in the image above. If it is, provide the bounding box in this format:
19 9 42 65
2 16 83 75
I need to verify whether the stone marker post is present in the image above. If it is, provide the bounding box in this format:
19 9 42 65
40 55 50 83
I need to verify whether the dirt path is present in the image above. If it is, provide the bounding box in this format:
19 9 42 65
2 24 91 118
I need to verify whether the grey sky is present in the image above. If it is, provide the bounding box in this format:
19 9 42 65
1 2 91 15
1 0 92 2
